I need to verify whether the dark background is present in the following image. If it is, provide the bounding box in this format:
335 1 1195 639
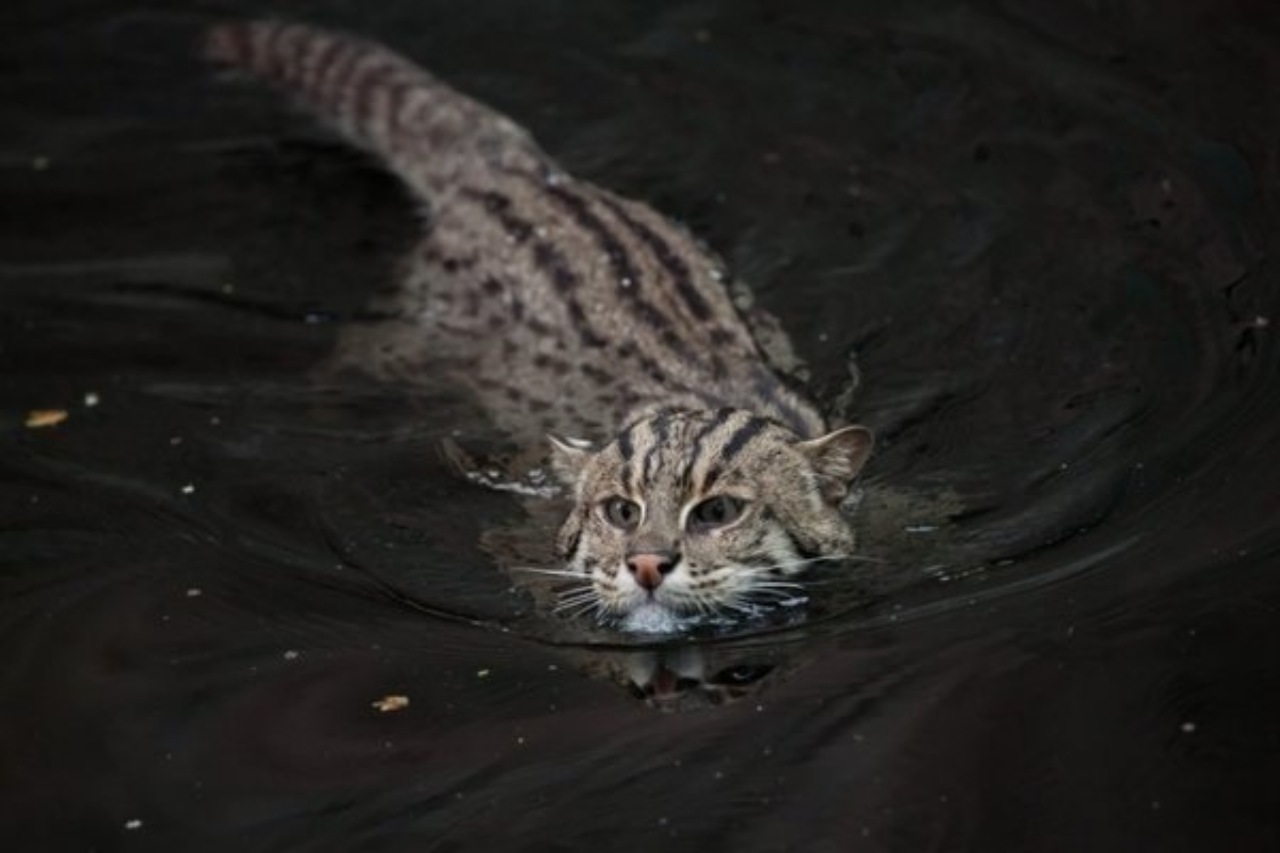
2 1 1278 850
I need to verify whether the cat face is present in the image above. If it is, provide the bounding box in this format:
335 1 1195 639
550 409 872 630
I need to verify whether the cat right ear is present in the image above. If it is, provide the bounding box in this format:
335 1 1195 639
547 434 596 485
796 425 874 504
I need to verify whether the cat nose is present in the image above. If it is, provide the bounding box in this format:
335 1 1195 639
626 551 678 590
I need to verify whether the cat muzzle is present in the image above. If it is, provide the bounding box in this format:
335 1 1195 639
626 551 678 590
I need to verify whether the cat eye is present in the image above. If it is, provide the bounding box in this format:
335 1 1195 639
601 497 642 530
687 495 746 532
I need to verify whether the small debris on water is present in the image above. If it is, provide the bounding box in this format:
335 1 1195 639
476 669 491 678
32 155 50 171
180 483 195 495
185 588 202 598
123 819 143 831
83 391 100 408
25 409 68 428
1181 721 1197 734
371 695 410 713
905 524 938 533
283 649 300 661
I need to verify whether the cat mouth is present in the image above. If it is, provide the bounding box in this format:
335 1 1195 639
608 581 811 634
619 601 684 634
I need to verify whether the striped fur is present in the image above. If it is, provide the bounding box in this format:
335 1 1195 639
207 21 874 628
553 410 871 628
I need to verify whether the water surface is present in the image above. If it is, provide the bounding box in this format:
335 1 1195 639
3 1 1279 850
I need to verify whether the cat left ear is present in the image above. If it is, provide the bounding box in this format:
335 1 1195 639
796 425 874 504
547 434 596 486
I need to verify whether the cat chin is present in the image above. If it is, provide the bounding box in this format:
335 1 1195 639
619 602 686 635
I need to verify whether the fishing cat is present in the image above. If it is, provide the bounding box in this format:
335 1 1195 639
206 20 874 632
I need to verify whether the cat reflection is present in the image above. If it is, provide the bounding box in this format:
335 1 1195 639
579 644 789 712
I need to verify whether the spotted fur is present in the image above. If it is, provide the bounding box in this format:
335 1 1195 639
206 20 874 628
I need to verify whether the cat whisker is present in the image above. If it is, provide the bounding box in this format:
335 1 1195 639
511 566 590 579
555 580 595 593
745 585 807 598
554 586 602 610
554 584 597 600
556 597 604 619
739 575 806 588
675 592 711 620
744 552 882 576
747 587 807 600
712 588 757 615
760 556 840 573
555 592 598 609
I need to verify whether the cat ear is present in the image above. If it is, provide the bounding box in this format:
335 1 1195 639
796 425 874 504
547 434 596 486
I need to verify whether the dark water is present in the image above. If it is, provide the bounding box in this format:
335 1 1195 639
4 0 1279 849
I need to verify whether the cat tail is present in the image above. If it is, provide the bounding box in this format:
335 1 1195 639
204 20 552 199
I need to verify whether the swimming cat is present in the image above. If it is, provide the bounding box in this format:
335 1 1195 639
206 20 873 631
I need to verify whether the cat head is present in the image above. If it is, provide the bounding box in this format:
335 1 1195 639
549 409 872 630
